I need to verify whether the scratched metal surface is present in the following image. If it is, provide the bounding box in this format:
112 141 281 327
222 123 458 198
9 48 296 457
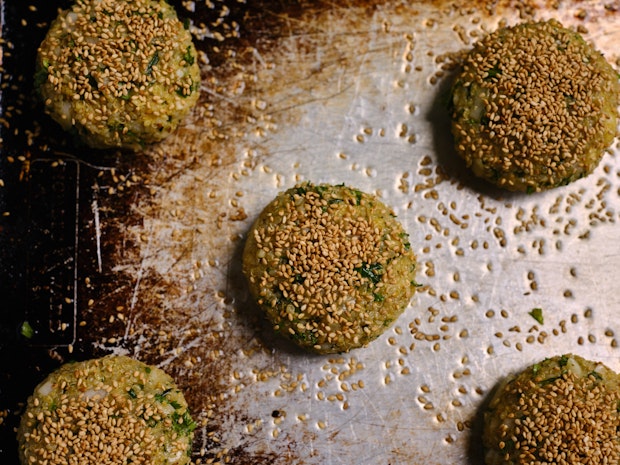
1 1 620 464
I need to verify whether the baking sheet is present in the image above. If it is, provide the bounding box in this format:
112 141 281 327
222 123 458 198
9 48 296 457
1 1 620 464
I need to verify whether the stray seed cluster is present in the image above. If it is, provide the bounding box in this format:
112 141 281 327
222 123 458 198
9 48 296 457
243 183 417 353
36 0 200 149
451 20 619 191
18 356 194 465
485 355 620 465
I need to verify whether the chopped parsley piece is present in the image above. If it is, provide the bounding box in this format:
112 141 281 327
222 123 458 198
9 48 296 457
293 185 307 197
485 65 502 79
155 388 172 402
172 411 196 435
87 73 98 90
399 232 411 250
20 321 34 339
353 189 363 205
145 51 160 75
528 308 544 325
588 371 603 381
356 263 383 284
182 46 195 66
539 375 562 386
314 185 328 196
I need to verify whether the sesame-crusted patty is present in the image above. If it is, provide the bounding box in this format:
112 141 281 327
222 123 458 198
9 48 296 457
450 20 619 192
17 355 195 465
483 354 620 465
242 182 418 354
35 0 201 150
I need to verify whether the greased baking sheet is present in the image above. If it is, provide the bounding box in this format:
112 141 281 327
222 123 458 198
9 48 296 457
1 1 620 464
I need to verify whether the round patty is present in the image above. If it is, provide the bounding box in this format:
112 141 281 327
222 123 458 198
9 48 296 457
483 354 620 465
18 355 195 465
35 0 201 150
242 182 418 354
450 20 619 192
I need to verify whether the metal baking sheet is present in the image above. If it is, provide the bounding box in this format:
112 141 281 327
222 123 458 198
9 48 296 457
1 1 620 464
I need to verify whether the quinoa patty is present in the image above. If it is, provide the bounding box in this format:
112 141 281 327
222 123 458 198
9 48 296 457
242 182 418 354
450 20 619 192
35 0 201 150
17 355 195 465
483 354 620 465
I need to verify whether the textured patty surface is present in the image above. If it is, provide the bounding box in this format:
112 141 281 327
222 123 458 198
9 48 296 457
18 355 195 465
451 20 619 192
36 0 201 150
242 182 418 354
483 354 620 465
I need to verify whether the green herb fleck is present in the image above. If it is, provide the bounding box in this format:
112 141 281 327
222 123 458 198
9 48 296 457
532 363 541 375
540 375 562 386
485 65 502 79
314 185 328 196
373 293 385 302
501 439 515 452
293 185 307 197
353 189 363 205
558 355 569 367
588 371 603 381
529 308 544 325
292 330 318 346
173 411 197 435
155 388 172 402
182 46 195 66
87 74 98 90
145 51 160 75
127 388 137 399
356 263 383 284
399 232 411 250
20 321 34 339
